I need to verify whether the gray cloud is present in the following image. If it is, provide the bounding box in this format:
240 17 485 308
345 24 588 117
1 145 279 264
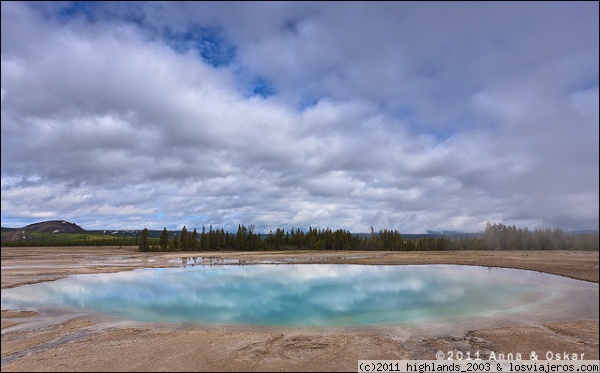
1 2 598 233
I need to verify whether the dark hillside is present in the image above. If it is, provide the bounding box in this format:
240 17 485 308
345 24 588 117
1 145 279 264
1 220 137 247
22 220 85 233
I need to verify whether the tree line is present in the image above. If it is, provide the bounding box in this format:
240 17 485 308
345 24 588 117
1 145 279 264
138 223 598 252
479 222 598 251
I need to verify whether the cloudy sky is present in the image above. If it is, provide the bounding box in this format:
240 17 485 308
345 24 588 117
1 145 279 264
1 2 598 233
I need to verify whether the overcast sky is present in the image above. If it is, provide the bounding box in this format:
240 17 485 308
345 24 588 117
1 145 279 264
1 2 598 233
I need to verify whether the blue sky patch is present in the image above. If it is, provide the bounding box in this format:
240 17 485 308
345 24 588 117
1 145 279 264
251 78 276 98
163 26 236 68
57 1 100 23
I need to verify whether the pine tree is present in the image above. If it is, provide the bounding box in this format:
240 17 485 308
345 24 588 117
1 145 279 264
236 224 247 250
172 234 180 251
139 228 150 252
159 228 169 251
191 228 198 250
200 225 207 250
180 226 189 250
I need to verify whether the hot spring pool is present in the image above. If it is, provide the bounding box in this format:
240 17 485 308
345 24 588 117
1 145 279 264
1 264 596 326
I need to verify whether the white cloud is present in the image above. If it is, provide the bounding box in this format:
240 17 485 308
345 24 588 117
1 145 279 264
1 2 598 233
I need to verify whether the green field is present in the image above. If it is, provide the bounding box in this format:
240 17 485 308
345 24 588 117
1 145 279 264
1 228 139 247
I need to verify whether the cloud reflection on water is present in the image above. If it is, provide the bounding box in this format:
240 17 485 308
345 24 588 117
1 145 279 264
0 264 572 326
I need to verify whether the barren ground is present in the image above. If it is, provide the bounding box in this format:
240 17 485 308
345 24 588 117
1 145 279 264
1 247 598 371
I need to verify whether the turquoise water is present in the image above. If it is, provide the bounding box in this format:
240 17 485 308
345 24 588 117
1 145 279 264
0 264 575 326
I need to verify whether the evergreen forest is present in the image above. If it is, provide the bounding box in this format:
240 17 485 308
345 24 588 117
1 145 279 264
137 223 599 252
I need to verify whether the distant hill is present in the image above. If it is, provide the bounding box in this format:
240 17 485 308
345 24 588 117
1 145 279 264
1 220 139 246
1 220 86 244
23 220 86 233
